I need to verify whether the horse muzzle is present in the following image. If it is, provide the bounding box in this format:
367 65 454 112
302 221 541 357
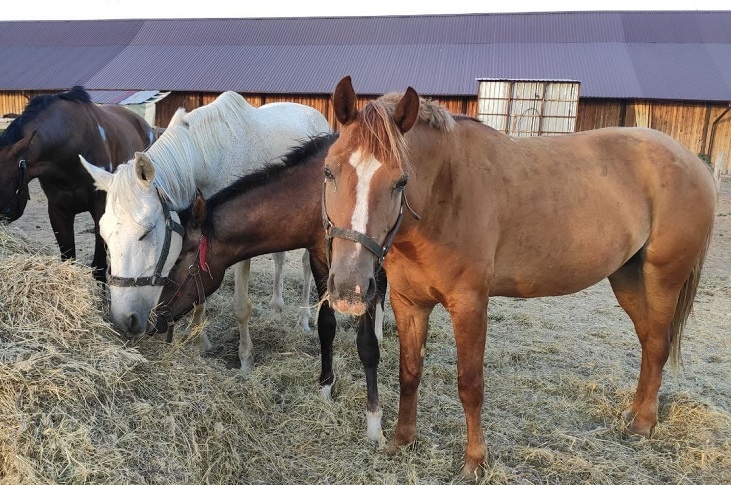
327 271 376 316
110 309 154 338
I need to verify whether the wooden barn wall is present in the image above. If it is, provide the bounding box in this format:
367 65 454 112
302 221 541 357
0 91 56 117
3 89 727 172
576 98 731 172
152 92 478 132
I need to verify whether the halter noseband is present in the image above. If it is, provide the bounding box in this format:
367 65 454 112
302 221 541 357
1 159 30 217
322 181 420 267
105 187 184 287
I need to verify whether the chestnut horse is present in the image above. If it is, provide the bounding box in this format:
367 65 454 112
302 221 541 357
323 76 716 477
154 133 388 438
0 86 154 280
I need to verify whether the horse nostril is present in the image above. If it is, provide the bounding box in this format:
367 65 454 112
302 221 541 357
365 276 377 302
127 312 145 336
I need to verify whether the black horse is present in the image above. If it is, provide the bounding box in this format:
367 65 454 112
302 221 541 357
155 133 389 442
0 86 155 280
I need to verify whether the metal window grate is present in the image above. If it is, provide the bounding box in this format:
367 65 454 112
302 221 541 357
477 80 581 137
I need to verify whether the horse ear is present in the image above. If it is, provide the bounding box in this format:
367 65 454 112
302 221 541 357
393 87 420 134
333 76 358 125
133 152 156 188
79 154 113 192
10 130 36 157
191 189 206 228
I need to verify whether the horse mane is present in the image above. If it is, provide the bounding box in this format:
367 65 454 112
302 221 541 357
351 92 456 172
377 92 457 132
105 128 200 222
182 132 338 236
0 86 91 147
107 91 258 214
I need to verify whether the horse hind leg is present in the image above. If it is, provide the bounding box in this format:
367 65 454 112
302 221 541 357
295 250 313 331
233 259 255 374
608 254 691 437
268 252 286 318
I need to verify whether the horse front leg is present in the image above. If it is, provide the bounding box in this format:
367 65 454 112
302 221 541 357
232 260 254 374
192 304 212 353
268 252 286 317
90 230 107 282
448 291 489 479
387 289 433 453
47 202 76 261
358 269 388 442
310 254 336 399
295 250 313 331
90 197 108 282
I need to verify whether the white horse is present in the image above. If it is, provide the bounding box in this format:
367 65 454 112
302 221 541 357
81 91 331 371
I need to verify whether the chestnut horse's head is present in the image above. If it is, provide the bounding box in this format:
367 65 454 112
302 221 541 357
324 76 420 316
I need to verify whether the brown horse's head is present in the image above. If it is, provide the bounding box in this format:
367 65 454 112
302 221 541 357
154 191 226 333
324 76 420 315
0 130 35 222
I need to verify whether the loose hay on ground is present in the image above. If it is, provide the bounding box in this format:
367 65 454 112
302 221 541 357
2 183 731 485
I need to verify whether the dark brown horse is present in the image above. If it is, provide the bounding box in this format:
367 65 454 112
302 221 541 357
323 76 717 477
154 133 389 439
0 86 155 280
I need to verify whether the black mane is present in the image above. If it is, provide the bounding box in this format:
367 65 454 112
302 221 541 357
179 132 337 231
0 86 91 147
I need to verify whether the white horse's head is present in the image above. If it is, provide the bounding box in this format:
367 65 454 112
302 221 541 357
81 152 184 337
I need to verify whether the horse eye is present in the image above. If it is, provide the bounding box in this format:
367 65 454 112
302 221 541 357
324 167 334 180
394 175 409 190
138 229 151 241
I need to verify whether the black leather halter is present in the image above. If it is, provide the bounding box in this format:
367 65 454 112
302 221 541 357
322 181 420 267
105 187 184 287
1 159 30 217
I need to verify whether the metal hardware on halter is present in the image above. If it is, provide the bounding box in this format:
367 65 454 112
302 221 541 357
155 234 210 335
322 181 421 267
105 187 184 288
2 158 30 216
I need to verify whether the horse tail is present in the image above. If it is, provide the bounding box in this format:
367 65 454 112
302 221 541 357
669 219 714 369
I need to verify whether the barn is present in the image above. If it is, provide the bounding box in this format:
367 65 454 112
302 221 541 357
2 10 731 484
1 11 731 170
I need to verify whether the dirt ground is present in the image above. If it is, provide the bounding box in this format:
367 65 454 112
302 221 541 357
7 173 731 483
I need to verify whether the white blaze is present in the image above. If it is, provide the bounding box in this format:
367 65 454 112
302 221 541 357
349 150 382 257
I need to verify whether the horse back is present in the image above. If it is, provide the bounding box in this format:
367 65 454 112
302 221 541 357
408 122 717 297
93 104 155 166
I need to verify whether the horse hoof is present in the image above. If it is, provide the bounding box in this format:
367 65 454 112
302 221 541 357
622 408 654 438
386 439 401 455
296 312 312 332
460 463 485 481
196 333 213 354
268 298 285 317
239 357 254 375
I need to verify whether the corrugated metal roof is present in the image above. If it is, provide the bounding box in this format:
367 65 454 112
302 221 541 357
1 12 730 101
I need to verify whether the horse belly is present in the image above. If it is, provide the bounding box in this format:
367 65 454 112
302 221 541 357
490 213 648 298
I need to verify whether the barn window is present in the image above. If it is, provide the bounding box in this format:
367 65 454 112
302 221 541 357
476 79 581 137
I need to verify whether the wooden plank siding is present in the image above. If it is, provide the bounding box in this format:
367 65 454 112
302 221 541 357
2 89 728 172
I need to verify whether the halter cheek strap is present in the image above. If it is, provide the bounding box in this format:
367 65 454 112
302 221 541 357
155 234 211 324
322 181 420 267
105 187 184 287
2 159 30 216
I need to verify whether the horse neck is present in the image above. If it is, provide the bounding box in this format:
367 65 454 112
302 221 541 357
208 161 323 265
145 133 205 210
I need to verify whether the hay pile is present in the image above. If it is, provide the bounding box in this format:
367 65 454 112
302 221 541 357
1 221 730 484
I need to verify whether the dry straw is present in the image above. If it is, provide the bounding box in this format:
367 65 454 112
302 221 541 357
1 218 730 484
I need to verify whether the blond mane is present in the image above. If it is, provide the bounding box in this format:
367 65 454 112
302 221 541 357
351 93 456 172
